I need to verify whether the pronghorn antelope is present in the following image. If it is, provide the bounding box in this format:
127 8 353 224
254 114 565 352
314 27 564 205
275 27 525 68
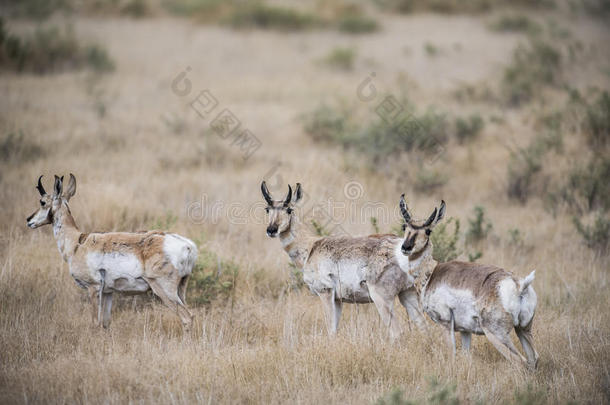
26 174 197 332
261 181 425 339
396 196 539 369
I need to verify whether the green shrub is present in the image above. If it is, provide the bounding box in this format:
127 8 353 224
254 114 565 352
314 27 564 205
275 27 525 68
502 39 561 106
583 91 610 149
424 42 439 56
303 105 352 143
188 247 237 306
490 14 541 34
337 14 379 34
506 144 543 203
431 217 461 262
0 22 115 74
551 157 610 214
0 0 69 20
0 130 44 164
573 214 610 255
227 3 320 31
304 103 449 164
122 0 149 17
323 47 356 71
466 206 492 243
414 168 448 194
454 114 484 143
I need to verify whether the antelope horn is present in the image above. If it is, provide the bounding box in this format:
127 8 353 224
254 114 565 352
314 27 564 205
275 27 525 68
399 194 411 224
261 181 273 205
422 207 438 228
36 175 46 196
283 184 293 207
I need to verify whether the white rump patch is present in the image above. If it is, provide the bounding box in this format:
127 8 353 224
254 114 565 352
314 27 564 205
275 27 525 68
498 278 521 326
163 234 197 277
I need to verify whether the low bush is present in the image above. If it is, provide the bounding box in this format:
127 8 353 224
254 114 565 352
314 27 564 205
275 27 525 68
303 104 352 143
490 14 541 34
454 114 484 143
188 247 238 306
414 168 448 194
466 206 492 244
337 14 379 34
583 91 610 150
322 47 356 71
304 103 450 164
226 3 320 31
431 217 461 262
551 157 610 214
0 130 44 164
0 21 115 74
502 38 561 106
573 213 610 255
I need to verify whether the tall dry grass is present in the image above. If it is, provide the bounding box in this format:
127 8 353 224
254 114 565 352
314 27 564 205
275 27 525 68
1 7 609 404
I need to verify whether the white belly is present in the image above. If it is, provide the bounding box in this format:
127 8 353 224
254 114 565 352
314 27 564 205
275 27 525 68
86 252 149 293
423 284 483 334
304 259 372 303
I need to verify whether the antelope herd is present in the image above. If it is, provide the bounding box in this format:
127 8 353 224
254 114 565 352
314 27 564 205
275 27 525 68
26 174 539 370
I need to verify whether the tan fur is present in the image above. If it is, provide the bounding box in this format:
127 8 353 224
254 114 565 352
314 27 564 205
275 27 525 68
398 200 539 369
27 175 196 332
263 183 425 339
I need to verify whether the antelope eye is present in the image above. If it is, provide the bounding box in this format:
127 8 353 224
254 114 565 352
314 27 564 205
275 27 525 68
425 229 431 236
286 208 293 214
265 207 270 213
402 224 406 231
40 200 45 206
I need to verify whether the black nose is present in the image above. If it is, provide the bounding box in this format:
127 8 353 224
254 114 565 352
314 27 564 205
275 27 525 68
266 225 278 237
402 241 414 254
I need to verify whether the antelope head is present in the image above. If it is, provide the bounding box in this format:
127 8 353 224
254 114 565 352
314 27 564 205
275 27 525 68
399 195 445 258
261 181 302 237
26 174 76 229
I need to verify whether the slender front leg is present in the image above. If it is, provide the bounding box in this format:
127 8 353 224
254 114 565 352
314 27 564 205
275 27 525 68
101 292 113 329
447 309 456 357
319 291 341 335
369 285 401 341
398 289 426 330
516 327 539 370
461 332 471 351
88 286 100 326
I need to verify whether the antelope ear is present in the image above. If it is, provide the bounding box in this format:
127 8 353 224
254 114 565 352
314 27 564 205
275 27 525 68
53 175 63 199
63 173 77 201
294 183 303 203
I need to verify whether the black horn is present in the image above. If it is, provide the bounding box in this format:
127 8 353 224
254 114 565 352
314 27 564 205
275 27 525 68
36 175 46 196
422 207 438 228
283 184 293 207
261 181 273 205
399 194 411 224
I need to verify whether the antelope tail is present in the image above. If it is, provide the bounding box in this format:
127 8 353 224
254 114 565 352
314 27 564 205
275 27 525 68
519 270 535 295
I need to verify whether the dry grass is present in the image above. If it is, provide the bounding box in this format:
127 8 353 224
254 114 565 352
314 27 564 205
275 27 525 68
1 7 609 405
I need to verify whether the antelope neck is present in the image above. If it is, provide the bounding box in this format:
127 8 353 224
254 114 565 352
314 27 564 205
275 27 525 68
52 203 81 261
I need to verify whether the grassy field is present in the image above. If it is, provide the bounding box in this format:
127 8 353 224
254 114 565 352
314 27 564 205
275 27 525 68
1 1 609 403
